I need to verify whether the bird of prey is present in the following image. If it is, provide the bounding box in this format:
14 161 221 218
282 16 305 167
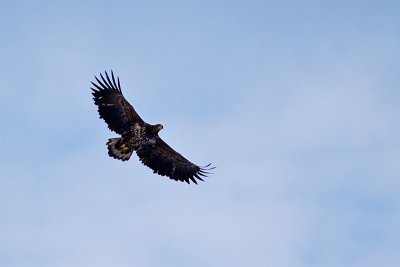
91 71 214 184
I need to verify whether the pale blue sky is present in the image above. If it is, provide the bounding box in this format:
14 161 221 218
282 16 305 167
1 1 399 266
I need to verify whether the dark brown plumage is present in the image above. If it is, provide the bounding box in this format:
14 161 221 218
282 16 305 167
91 71 214 184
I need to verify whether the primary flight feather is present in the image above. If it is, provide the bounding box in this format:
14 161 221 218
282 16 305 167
91 71 214 184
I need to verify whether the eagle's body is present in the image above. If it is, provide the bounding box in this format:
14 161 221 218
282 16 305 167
106 122 157 161
91 71 213 184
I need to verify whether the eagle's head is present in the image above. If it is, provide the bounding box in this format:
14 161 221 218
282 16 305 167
155 124 163 132
149 123 163 134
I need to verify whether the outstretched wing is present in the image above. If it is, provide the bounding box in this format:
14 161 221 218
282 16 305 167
136 137 214 184
91 71 144 134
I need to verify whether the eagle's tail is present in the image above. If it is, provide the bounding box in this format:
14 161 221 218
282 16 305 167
107 138 133 161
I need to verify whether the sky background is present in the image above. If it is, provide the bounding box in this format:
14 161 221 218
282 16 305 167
1 0 399 266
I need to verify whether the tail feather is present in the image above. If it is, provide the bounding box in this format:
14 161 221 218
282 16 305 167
107 138 133 161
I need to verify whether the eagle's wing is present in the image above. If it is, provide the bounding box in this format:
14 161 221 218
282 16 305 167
136 137 214 184
91 71 144 134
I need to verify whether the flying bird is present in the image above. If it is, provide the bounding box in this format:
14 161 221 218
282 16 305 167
91 71 214 184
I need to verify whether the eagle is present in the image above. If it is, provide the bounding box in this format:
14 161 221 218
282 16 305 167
91 71 214 184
